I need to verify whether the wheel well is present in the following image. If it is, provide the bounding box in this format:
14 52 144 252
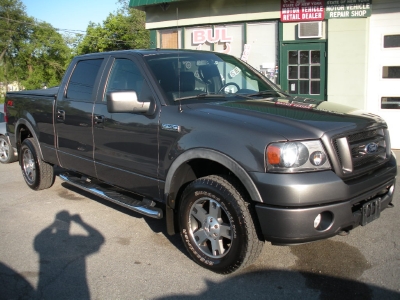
169 158 251 234
16 125 33 152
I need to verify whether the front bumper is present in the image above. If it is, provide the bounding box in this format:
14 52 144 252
250 155 397 245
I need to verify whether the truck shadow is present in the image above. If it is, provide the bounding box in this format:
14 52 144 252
59 181 188 257
154 268 400 300
2 262 399 300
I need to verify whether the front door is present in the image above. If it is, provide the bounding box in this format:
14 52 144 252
281 43 326 101
92 55 161 200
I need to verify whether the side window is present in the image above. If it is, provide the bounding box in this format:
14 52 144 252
105 59 144 101
66 59 103 101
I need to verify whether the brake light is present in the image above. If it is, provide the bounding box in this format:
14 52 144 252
4 99 13 123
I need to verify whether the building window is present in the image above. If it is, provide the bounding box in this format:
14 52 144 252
161 22 278 82
384 35 400 48
213 24 244 58
159 29 181 49
381 97 400 109
246 22 277 82
288 50 321 95
382 66 400 78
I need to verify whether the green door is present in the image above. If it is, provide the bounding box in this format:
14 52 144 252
281 43 326 101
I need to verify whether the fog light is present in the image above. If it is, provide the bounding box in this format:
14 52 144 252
310 151 327 166
389 184 395 196
314 211 334 231
314 214 321 228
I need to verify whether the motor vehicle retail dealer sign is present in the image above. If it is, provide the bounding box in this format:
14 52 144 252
281 0 325 22
281 0 371 22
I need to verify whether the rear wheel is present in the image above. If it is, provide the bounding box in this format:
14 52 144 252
179 175 264 274
0 136 17 164
20 138 54 190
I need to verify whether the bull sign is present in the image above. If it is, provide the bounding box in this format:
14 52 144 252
192 28 232 54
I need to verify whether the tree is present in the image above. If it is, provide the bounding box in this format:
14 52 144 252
0 0 27 62
16 21 71 89
0 0 71 92
76 2 149 55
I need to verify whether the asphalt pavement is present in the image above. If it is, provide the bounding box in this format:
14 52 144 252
0 161 399 300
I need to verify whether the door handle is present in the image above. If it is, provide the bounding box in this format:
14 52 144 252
94 115 105 125
57 110 65 122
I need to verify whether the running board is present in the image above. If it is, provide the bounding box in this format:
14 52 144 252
59 173 163 219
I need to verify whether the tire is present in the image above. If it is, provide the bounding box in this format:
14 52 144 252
20 138 54 190
179 175 264 274
0 135 17 164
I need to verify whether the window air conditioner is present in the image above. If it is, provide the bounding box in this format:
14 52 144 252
298 22 322 39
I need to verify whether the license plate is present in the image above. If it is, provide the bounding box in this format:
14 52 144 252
361 198 381 226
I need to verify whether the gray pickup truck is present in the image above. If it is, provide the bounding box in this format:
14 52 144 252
5 49 397 274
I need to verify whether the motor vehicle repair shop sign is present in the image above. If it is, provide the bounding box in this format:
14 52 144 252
281 0 372 22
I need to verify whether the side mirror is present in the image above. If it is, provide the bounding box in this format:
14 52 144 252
106 91 150 113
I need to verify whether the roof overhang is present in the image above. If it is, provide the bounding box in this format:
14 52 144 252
129 0 186 10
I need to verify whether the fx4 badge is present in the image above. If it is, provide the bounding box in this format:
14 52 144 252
161 124 181 132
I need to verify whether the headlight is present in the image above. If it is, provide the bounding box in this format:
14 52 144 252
266 140 331 173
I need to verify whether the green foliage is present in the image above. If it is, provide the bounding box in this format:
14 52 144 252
0 0 71 90
0 0 150 92
77 6 149 55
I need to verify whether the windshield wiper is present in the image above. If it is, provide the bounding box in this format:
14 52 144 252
174 93 226 101
247 90 283 98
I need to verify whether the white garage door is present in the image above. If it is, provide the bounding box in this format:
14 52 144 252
367 0 400 149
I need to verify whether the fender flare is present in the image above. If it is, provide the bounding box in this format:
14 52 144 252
164 148 263 209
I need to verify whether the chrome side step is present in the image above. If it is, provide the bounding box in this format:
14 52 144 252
59 173 163 219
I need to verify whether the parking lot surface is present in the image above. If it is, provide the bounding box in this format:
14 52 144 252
0 162 399 299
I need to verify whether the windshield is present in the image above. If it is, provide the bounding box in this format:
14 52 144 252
144 51 285 104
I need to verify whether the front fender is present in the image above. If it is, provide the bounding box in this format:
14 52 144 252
164 148 263 209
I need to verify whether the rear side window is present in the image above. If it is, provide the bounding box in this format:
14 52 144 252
0 112 4 122
66 59 103 101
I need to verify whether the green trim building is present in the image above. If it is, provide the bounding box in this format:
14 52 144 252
130 0 400 148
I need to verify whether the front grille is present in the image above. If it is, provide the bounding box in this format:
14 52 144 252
333 128 389 176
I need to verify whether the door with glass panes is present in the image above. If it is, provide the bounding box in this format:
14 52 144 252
281 43 326 100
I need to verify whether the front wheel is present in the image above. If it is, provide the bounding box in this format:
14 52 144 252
20 138 54 190
179 175 264 274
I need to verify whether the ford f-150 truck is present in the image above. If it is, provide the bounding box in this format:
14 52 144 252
5 49 397 274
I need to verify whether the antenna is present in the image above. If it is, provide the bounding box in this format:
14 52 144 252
176 7 182 113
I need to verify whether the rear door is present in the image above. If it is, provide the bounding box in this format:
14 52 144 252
92 54 161 200
55 56 108 176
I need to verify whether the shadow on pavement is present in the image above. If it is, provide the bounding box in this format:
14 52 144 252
1 207 399 300
59 181 188 257
155 268 400 300
0 210 104 300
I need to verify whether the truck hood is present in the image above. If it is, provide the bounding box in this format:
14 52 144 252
188 98 386 140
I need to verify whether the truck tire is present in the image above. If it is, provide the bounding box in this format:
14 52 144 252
0 136 17 164
179 175 264 274
20 138 54 190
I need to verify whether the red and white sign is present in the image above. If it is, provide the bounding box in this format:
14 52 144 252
281 0 325 22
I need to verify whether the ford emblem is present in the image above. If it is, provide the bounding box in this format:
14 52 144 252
365 142 378 154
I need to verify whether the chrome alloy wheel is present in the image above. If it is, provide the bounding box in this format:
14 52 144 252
0 138 10 162
22 147 36 184
188 197 233 258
